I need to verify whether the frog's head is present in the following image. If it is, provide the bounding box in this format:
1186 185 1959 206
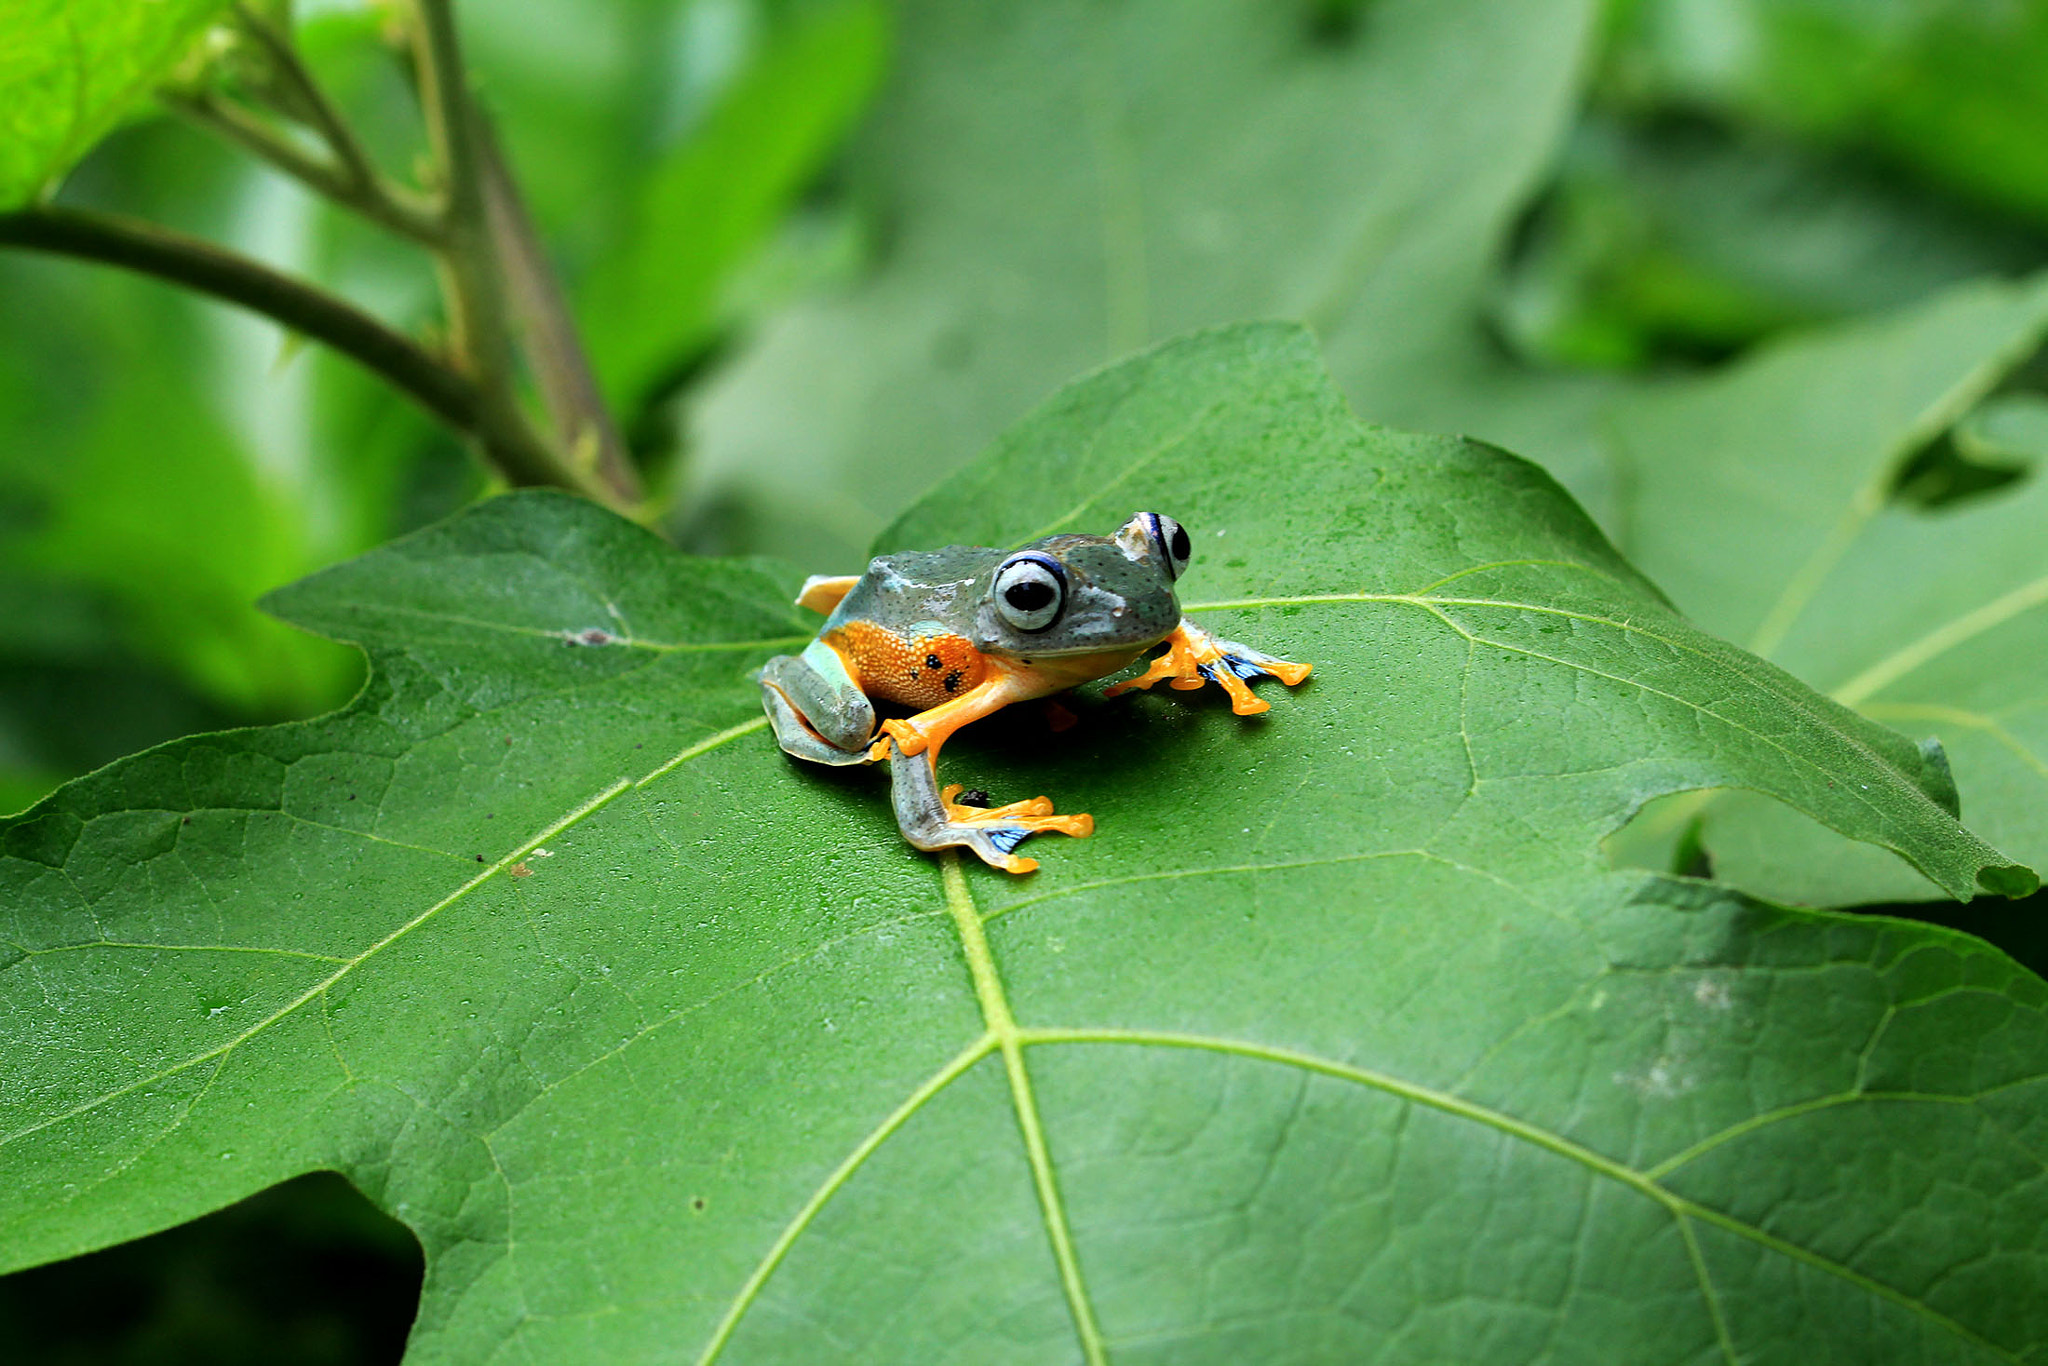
971 511 1191 657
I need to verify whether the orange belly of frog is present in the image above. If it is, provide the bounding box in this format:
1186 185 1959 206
827 621 988 710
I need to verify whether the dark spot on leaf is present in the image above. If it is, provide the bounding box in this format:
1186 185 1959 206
348 794 357 801
181 816 191 825
475 855 486 862
1305 0 1371 45
691 1197 706 1212
568 628 617 646
931 325 973 370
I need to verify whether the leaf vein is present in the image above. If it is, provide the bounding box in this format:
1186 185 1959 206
1021 1027 2020 1362
693 1037 996 1365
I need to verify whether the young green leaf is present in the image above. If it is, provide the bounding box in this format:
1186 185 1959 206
1609 274 2048 904
0 0 233 208
2 324 2040 1363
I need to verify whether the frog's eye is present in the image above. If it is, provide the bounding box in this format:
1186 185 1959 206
1144 512 1192 580
993 553 1066 632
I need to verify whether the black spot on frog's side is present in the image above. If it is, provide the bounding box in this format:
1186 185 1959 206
944 670 964 693
926 654 943 669
956 789 991 808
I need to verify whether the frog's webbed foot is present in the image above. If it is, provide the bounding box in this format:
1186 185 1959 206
1104 619 1312 715
885 741 1091 874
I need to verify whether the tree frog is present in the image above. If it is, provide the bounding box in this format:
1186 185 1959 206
756 512 1311 873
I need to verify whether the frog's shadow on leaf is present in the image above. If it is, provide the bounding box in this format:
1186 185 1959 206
943 674 1306 804
770 663 1309 870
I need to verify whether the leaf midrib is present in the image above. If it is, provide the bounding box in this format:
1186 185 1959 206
698 862 2021 1366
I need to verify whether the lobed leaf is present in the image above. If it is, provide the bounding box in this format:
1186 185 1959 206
2 324 2042 1363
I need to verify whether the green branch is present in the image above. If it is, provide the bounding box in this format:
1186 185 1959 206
3 1 638 513
231 1 398 197
163 90 445 247
477 117 640 504
0 204 607 500
411 5 525 442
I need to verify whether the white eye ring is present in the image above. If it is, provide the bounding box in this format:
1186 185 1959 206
1145 512 1191 580
993 554 1065 632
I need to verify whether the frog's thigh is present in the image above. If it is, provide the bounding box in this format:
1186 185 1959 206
758 643 876 763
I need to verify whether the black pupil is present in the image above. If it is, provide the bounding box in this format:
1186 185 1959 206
1168 524 1190 561
1005 579 1054 612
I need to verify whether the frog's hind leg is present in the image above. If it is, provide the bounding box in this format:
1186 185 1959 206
884 740 1091 874
757 642 877 765
794 575 861 614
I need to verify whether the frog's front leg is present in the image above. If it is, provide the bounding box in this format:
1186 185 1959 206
757 640 878 765
870 665 1041 761
1104 619 1312 715
884 739 1091 874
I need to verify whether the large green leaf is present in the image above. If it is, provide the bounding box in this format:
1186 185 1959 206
687 0 1605 566
4 325 2042 1363
0 0 232 208
1608 275 2048 905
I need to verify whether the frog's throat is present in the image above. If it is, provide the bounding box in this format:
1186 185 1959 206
1006 644 1150 688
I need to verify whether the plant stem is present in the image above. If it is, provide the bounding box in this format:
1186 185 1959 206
476 117 639 504
409 0 550 482
0 204 606 498
164 90 444 246
231 2 384 182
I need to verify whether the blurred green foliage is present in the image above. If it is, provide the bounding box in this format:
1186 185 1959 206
1603 0 2048 224
5 0 2048 1359
0 0 875 815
